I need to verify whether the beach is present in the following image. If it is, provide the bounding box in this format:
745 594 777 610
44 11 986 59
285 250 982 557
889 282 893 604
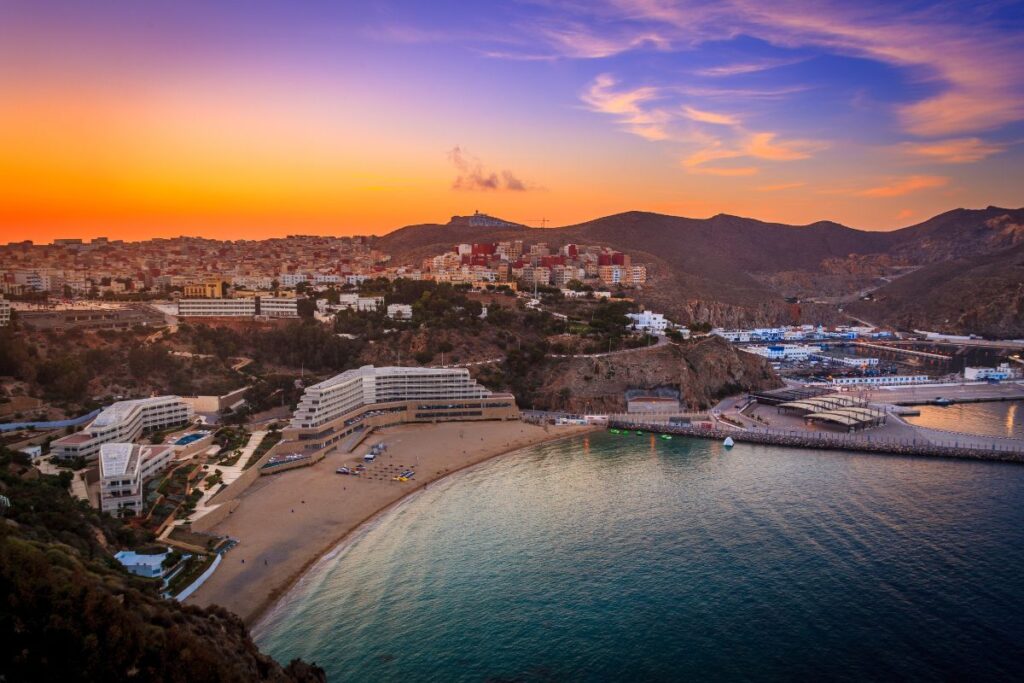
187 420 595 624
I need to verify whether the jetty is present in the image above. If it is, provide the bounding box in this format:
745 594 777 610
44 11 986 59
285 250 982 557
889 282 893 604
609 418 1024 464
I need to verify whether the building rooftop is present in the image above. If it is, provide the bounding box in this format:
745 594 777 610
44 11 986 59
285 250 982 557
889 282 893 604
99 443 136 478
308 365 471 391
92 395 180 428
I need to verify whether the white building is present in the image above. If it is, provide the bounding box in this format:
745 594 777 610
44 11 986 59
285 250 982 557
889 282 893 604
357 296 383 312
290 365 494 430
260 297 299 318
178 298 256 317
743 344 822 361
99 443 175 514
964 363 1017 381
831 375 931 387
115 549 171 578
387 303 413 320
627 310 669 334
51 396 193 460
713 329 751 343
177 296 297 318
0 296 9 327
280 273 309 287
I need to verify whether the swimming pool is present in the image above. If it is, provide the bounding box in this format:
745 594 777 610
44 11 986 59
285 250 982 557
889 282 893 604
174 432 208 446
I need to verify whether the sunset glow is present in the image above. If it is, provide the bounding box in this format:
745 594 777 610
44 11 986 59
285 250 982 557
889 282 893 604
2 1 1022 242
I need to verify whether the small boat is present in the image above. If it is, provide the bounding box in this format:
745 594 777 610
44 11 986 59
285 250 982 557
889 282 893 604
934 397 952 406
723 436 735 448
635 430 645 435
610 429 621 434
660 434 672 440
336 467 351 475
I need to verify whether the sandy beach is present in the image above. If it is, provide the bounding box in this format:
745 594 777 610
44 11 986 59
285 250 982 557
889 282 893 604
187 420 595 624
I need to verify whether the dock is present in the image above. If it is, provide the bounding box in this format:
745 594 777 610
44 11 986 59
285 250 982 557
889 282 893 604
857 381 1024 406
608 418 1024 464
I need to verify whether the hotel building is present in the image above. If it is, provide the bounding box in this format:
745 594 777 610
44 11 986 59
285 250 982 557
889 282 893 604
52 396 193 460
282 365 518 453
99 443 175 514
177 296 298 318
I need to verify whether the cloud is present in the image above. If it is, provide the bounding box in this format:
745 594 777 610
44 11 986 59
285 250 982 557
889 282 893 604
580 73 671 140
688 165 759 176
681 131 823 175
855 175 949 198
540 24 671 59
681 105 739 126
745 132 823 161
499 1 1024 137
755 181 805 192
694 57 806 77
897 137 1006 164
448 146 531 192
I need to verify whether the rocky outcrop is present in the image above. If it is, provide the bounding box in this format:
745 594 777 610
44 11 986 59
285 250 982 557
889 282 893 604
532 335 781 413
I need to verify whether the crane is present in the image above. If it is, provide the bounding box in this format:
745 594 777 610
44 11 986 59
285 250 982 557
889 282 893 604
527 218 550 228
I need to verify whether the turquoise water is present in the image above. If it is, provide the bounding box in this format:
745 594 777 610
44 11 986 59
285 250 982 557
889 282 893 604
905 400 1023 438
256 434 1024 681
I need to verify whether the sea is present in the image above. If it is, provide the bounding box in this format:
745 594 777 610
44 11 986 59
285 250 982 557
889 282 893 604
256 403 1024 682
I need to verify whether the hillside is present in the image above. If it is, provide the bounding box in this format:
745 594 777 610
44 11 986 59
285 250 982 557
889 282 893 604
375 206 1024 328
0 449 324 682
848 242 1024 338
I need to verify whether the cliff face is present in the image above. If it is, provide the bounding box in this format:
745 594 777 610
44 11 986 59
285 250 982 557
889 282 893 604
532 336 781 413
0 453 326 683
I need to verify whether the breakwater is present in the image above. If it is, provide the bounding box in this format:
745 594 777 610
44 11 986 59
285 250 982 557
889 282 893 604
609 420 1024 463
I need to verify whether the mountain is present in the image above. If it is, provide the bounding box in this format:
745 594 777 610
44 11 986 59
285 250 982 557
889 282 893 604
848 242 1024 338
375 206 1024 331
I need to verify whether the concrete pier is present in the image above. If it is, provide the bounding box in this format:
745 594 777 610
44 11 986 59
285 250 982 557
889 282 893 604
609 418 1024 464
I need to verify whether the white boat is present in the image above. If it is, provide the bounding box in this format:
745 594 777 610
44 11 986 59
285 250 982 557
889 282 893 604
723 436 735 448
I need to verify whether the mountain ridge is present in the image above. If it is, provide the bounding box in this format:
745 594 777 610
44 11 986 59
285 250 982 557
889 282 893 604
375 205 1024 333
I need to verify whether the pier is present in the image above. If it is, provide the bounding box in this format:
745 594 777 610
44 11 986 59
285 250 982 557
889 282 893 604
608 416 1024 464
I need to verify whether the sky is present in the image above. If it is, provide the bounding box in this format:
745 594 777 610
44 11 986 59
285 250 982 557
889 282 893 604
2 0 1023 242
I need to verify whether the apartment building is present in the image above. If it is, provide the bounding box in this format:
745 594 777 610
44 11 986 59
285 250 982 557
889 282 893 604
283 365 518 452
176 296 298 317
260 297 299 317
51 396 193 460
0 296 9 327
178 298 256 317
99 443 175 514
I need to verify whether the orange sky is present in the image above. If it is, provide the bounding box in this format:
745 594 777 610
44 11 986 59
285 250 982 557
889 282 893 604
2 1 1022 243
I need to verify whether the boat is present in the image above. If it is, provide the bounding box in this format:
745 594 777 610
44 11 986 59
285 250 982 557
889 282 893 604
660 434 672 440
336 467 351 475
635 430 645 435
723 436 735 448
363 452 376 461
934 397 952 406
610 428 621 434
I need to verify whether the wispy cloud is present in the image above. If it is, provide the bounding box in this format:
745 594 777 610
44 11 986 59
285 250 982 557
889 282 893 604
580 74 671 140
448 146 532 191
755 181 805 192
897 137 1006 164
489 1 1024 138
694 57 806 77
855 175 949 197
681 131 824 175
681 105 739 126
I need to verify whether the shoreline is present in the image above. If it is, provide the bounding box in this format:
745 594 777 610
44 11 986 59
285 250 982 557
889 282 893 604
187 421 597 627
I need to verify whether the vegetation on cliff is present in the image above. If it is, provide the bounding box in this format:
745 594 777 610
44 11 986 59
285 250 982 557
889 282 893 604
0 447 324 682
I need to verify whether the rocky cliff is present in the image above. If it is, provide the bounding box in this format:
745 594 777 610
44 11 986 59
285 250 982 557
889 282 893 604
530 336 781 413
